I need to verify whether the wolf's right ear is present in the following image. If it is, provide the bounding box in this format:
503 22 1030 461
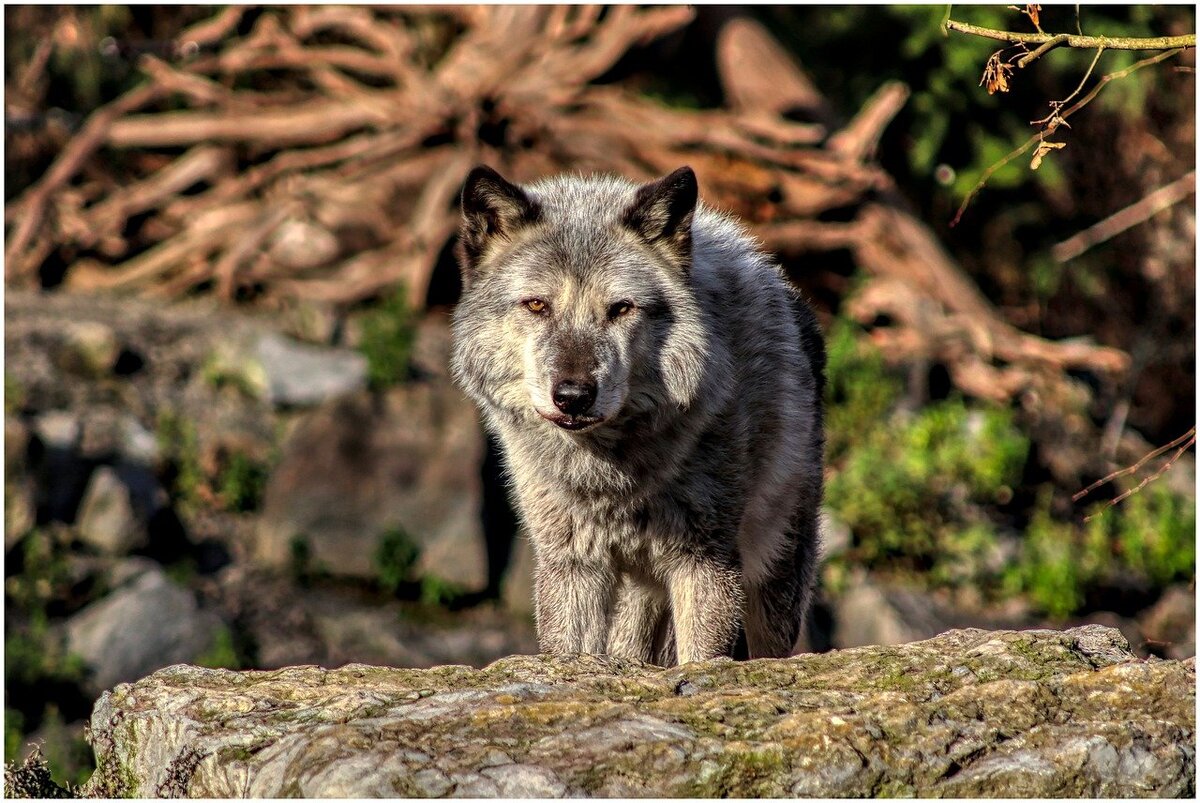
457 165 541 280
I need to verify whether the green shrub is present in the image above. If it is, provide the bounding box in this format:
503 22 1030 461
374 527 421 594
824 317 1029 587
155 411 205 512
1006 484 1197 618
419 576 468 608
824 317 904 464
195 625 241 671
357 287 416 390
218 451 268 513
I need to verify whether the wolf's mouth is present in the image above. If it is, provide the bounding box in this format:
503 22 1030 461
539 411 603 432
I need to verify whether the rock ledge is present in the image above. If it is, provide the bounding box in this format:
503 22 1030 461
81 626 1194 797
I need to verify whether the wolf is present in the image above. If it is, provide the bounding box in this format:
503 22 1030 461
450 164 825 665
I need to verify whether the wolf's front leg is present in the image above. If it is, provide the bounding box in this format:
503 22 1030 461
533 555 616 655
667 557 745 664
606 575 668 662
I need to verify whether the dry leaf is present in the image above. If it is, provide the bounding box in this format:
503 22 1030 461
1008 3 1043 30
1026 4 1042 30
1030 139 1065 169
981 52 1014 94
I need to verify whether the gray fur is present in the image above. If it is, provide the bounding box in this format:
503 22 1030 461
451 165 825 665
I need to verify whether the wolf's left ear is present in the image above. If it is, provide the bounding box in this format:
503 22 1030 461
622 166 698 269
458 165 541 278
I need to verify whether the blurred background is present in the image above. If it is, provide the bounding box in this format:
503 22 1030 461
3 4 1195 787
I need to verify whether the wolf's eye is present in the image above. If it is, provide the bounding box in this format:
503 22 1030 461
523 298 548 314
608 300 634 319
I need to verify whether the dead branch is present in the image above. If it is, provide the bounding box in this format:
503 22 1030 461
1073 426 1196 520
944 19 1195 53
951 48 1188 226
1052 171 1196 262
3 5 1139 447
827 81 911 162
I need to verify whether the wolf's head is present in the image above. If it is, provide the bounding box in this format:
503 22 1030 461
450 166 709 435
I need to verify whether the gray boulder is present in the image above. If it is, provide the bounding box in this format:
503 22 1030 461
64 562 224 695
75 466 143 555
831 574 1034 648
81 626 1194 798
253 378 486 590
204 332 367 408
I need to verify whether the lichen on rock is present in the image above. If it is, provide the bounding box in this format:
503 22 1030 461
77 626 1194 798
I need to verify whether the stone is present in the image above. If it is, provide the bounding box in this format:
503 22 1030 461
831 575 1031 648
64 563 224 695
5 416 36 551
267 219 339 271
253 376 487 589
255 332 367 408
55 320 119 378
1139 585 1196 660
32 411 80 451
76 466 143 555
118 416 160 467
832 576 956 647
80 626 1195 798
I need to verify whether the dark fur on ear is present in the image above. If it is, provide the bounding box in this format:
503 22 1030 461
622 166 698 270
458 165 541 281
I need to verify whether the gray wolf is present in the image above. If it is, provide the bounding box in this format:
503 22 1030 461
450 164 825 665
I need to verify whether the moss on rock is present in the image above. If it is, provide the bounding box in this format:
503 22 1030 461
74 626 1194 798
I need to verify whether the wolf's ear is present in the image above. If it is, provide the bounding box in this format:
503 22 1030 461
458 165 541 278
622 166 698 269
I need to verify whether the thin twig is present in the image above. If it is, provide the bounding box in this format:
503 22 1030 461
951 48 1186 226
1031 46 1103 124
946 19 1195 51
1052 170 1196 262
1074 426 1196 502
1082 429 1196 522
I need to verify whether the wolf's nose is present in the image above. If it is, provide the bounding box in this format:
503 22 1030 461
552 379 597 415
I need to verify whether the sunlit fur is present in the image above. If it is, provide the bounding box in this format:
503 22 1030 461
451 167 825 665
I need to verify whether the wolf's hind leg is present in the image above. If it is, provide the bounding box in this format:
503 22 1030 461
744 579 805 659
606 575 667 663
533 555 616 655
745 521 820 658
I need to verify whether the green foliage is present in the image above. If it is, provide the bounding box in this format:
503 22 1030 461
195 625 241 671
358 287 416 390
218 451 268 513
287 534 333 586
1002 492 1088 617
824 317 904 464
155 411 268 514
5 372 26 415
419 575 468 608
825 314 1195 615
4 532 93 789
373 526 422 594
827 398 1028 580
825 317 1030 586
1006 484 1197 618
5 708 25 763
1107 482 1196 588
759 5 1192 203
155 410 205 512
